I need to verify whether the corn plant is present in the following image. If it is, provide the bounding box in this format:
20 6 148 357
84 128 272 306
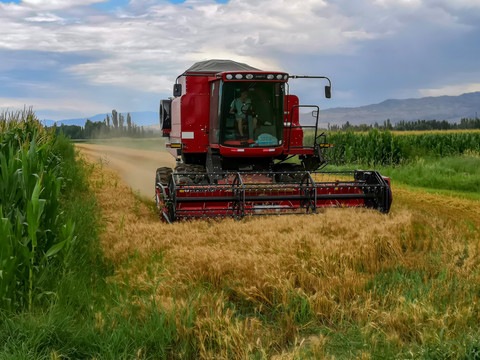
323 129 480 166
0 110 75 311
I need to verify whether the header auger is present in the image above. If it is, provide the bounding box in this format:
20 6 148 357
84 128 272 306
156 60 392 222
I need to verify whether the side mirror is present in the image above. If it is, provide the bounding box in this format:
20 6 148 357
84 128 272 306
173 84 182 97
325 85 331 99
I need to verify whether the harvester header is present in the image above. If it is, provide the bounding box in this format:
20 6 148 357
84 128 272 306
156 59 392 222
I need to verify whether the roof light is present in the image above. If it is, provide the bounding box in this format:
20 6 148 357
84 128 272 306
276 74 283 80
246 74 254 80
226 74 233 80
267 74 274 80
235 74 243 79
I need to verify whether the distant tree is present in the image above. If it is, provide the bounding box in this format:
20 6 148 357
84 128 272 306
384 119 393 130
459 117 480 129
106 114 110 128
332 117 480 133
84 119 94 138
341 121 351 131
328 123 340 131
84 118 108 138
127 113 132 133
56 124 83 139
112 110 118 129
119 113 125 131
357 123 372 132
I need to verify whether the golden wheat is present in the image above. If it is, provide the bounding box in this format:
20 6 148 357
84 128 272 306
81 149 480 357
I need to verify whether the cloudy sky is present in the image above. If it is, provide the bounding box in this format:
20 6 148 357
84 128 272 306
0 0 479 120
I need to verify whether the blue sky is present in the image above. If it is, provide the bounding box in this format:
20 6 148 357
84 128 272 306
0 0 479 120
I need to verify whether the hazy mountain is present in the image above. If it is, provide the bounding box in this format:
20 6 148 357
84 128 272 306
311 92 480 127
45 111 158 127
40 120 56 127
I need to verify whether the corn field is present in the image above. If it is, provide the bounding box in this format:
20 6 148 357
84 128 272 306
310 129 480 166
0 110 75 311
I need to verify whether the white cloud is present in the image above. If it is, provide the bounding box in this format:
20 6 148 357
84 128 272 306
68 59 174 93
0 0 382 93
374 0 422 8
419 83 480 97
25 12 64 22
21 0 108 11
430 0 480 9
0 0 479 113
0 96 106 116
0 0 378 54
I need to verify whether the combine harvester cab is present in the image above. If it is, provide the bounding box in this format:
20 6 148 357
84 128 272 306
156 60 392 222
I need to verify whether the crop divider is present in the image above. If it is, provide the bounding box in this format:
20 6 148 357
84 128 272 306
232 172 246 220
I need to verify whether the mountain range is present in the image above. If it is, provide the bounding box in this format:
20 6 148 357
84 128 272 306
41 92 480 128
313 91 480 127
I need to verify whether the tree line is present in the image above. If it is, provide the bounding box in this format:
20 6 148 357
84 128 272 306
53 110 161 139
328 117 480 132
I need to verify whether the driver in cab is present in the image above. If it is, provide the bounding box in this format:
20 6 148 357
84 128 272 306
229 90 257 138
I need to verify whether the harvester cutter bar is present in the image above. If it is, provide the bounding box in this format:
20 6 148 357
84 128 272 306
156 170 392 222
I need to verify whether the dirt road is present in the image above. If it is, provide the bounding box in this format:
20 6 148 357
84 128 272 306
75 143 176 199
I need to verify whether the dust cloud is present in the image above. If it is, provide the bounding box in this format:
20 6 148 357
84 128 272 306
76 143 176 199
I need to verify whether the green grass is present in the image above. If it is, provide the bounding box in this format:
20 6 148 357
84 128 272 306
323 154 480 200
379 155 480 194
366 266 431 307
0 295 194 359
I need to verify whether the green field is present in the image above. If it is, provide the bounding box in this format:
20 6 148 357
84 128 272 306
309 129 480 166
2 119 480 359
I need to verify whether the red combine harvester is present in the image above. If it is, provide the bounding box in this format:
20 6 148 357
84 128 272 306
156 60 392 222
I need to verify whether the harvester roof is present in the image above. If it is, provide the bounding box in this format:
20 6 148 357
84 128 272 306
185 59 261 74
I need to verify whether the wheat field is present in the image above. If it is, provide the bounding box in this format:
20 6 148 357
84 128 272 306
80 145 480 358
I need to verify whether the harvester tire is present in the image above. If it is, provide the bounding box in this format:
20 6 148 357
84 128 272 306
174 163 207 184
156 167 173 186
274 164 304 183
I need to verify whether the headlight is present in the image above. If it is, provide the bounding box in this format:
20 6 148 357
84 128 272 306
276 74 283 80
246 74 253 80
235 74 243 79
226 74 233 80
284 75 288 80
267 74 274 80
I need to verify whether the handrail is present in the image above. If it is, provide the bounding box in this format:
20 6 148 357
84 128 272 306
287 105 320 153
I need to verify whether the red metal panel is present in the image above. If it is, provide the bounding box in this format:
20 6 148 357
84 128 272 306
283 95 304 154
178 75 211 154
285 95 300 125
157 181 368 220
155 170 393 222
